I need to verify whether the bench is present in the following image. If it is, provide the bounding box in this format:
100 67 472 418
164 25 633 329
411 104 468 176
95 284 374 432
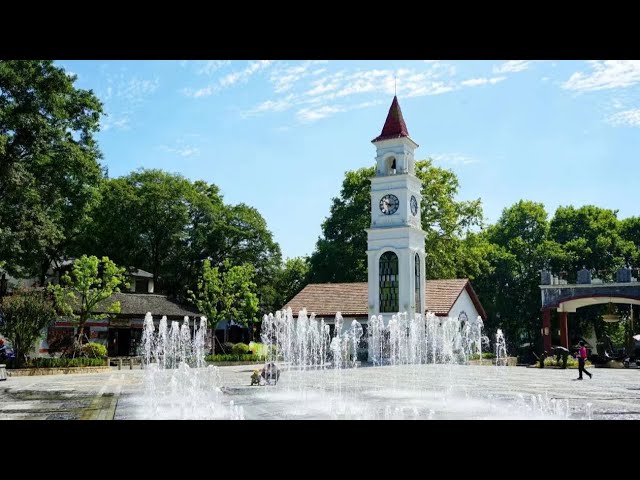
108 357 142 370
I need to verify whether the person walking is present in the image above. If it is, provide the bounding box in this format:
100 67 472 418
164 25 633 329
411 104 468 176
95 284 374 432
577 340 592 380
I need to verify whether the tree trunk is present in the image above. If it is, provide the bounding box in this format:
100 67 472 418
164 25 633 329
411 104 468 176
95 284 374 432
14 336 22 368
39 259 49 287
209 321 219 355
77 320 86 346
153 241 160 287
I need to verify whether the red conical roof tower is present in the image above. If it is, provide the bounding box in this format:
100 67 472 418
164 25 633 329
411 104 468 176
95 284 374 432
372 96 410 143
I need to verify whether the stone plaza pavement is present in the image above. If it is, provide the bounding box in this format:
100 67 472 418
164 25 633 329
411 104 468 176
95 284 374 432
0 364 639 419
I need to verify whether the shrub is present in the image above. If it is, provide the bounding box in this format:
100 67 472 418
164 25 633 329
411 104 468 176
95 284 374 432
81 342 108 358
469 352 496 361
7 357 107 369
248 341 264 356
205 353 265 363
222 342 235 354
232 343 250 355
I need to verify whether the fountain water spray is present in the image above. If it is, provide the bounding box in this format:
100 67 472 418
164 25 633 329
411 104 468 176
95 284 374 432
260 308 501 370
137 312 242 419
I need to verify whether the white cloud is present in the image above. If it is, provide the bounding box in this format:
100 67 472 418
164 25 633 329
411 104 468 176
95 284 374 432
118 77 159 103
461 78 488 87
160 144 201 157
493 60 531 74
431 153 478 166
242 95 296 116
197 60 230 75
221 60 272 87
294 100 384 123
352 100 384 109
184 60 274 98
189 85 217 98
460 76 506 87
241 61 511 123
102 113 131 132
102 75 159 104
563 60 640 92
270 60 328 93
607 108 640 127
297 105 345 123
96 69 160 133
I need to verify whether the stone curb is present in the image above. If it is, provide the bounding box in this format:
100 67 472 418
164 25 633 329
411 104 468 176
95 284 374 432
6 366 111 377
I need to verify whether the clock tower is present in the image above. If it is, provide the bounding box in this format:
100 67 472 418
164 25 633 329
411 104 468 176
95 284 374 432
366 96 426 321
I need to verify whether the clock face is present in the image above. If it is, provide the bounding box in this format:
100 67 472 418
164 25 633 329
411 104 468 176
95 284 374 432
410 195 418 216
379 194 400 215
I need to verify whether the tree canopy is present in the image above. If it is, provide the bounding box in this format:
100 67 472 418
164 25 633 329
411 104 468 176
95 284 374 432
0 288 56 367
50 255 127 343
189 259 259 335
0 60 104 281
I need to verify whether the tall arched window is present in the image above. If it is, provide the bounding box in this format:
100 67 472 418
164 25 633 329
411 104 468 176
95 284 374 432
379 252 399 313
415 253 421 314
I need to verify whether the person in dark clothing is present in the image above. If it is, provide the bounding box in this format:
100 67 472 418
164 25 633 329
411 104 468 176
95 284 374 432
551 346 570 369
577 340 592 380
261 362 280 385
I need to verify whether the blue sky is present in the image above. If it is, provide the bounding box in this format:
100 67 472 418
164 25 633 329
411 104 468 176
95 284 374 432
56 60 640 260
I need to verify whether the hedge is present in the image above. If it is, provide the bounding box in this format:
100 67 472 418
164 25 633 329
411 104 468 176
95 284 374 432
205 354 265 363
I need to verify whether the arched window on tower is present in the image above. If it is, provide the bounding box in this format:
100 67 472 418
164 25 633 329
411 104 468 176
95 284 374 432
379 252 399 313
415 253 421 314
386 157 397 175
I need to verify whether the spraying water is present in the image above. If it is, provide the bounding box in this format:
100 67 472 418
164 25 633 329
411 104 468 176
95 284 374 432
260 308 497 370
137 312 242 419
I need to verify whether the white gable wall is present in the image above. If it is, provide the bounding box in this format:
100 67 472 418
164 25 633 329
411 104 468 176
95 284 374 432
446 288 481 321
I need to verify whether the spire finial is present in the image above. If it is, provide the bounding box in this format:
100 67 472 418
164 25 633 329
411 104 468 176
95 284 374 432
394 74 397 96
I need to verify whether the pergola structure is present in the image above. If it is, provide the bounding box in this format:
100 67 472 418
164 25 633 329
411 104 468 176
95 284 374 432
539 268 639 352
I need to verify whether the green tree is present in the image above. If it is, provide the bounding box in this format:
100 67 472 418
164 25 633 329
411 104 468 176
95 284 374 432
50 255 127 344
620 216 640 266
418 160 484 279
0 288 56 367
309 168 371 283
189 259 259 350
84 169 195 284
473 201 566 349
71 177 141 270
73 172 283 309
0 60 104 281
274 257 310 306
73 169 197 289
308 159 485 282
187 198 282 312
550 205 635 281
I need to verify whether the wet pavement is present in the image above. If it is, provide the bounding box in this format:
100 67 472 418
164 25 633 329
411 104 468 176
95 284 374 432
0 364 638 419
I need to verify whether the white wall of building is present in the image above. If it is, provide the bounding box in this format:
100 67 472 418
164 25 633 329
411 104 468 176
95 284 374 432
445 288 481 322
